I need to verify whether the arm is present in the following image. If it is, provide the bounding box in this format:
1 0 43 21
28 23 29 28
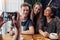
21 26 34 34
14 28 20 40
39 29 44 35
54 17 60 39
39 29 49 37
54 17 60 34
13 13 20 40
38 19 49 37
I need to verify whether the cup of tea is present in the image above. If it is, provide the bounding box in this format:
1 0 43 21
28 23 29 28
49 33 58 39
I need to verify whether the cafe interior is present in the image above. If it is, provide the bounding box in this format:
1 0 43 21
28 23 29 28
0 0 60 40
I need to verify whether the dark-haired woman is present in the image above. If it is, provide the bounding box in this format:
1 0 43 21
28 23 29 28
39 6 60 37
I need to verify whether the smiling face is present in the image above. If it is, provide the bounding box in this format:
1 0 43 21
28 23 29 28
34 5 41 15
21 6 29 18
44 7 52 17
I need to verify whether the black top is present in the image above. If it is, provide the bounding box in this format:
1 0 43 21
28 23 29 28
33 14 39 26
33 13 40 34
21 19 34 31
39 17 60 33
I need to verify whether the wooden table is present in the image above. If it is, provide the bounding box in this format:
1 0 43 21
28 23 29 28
22 34 33 40
2 34 33 40
1 34 51 40
33 34 50 40
2 34 13 40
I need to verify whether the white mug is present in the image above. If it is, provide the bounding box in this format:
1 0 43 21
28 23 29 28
49 33 58 39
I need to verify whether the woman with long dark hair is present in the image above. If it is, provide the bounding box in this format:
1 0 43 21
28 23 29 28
39 6 60 37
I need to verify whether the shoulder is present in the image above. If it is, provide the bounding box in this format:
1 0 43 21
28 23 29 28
54 16 60 21
27 19 34 26
53 16 60 23
27 19 33 23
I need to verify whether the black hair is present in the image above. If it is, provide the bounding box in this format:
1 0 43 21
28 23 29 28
44 5 56 26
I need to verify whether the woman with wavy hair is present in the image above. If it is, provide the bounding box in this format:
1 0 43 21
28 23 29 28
30 2 43 34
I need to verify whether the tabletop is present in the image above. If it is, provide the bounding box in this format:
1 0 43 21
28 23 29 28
0 34 51 40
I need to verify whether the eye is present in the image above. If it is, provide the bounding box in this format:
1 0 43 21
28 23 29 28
26 9 29 11
34 7 37 10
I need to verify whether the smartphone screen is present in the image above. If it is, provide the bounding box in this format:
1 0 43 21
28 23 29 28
2 12 8 21
2 12 17 21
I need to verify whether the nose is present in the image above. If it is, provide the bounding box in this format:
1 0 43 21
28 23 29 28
24 11 27 14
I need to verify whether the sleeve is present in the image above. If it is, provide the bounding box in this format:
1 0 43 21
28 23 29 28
29 19 34 27
38 19 44 29
55 17 60 33
57 22 60 33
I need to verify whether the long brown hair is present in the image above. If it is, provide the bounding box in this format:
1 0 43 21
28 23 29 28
30 2 42 22
30 2 43 33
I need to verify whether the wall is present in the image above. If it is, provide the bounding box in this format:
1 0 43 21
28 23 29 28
2 0 24 12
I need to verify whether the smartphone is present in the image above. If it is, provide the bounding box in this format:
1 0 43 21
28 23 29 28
2 12 8 21
2 12 17 21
